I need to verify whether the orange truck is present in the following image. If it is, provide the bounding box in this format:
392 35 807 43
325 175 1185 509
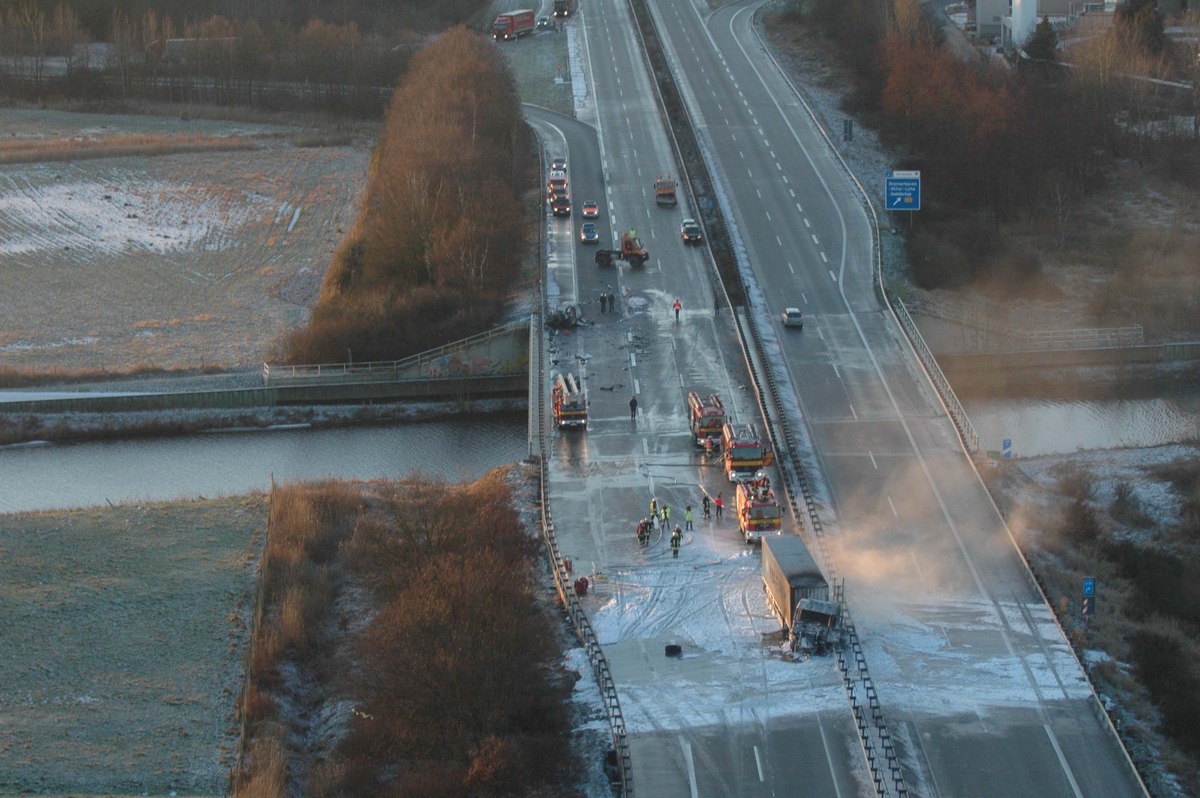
687 392 725 447
721 422 774 482
736 479 781 543
654 175 677 206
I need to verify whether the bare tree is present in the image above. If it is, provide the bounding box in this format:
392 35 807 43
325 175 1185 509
106 8 138 99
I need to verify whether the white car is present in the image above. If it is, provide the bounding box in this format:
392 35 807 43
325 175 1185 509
781 308 804 328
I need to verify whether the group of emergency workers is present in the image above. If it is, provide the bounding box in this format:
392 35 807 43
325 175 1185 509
638 493 724 558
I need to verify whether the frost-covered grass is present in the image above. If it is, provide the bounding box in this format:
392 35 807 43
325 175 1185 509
497 28 574 117
0 496 261 794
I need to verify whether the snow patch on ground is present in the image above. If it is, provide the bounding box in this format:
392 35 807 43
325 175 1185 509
0 168 274 257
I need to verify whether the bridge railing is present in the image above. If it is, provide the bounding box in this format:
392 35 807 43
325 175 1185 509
262 321 529 384
1025 325 1143 350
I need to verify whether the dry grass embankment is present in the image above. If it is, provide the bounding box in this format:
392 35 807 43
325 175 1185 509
0 133 261 165
987 451 1200 796
0 496 263 795
233 471 578 797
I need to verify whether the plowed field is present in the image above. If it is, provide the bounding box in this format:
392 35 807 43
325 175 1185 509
0 109 371 372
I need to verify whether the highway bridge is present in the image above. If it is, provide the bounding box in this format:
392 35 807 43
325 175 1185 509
532 0 1149 796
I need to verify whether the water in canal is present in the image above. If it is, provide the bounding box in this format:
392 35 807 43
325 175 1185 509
964 386 1200 458
0 414 528 514
2 385 1195 514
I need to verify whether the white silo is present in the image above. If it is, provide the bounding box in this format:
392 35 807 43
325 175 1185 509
1012 0 1039 49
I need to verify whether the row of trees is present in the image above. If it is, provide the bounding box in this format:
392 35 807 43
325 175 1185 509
0 0 492 40
279 26 534 363
793 0 1200 285
0 3 414 110
237 474 577 796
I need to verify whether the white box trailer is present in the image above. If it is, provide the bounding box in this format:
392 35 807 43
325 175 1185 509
762 535 829 631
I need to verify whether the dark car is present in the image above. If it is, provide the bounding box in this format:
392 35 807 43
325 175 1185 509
680 218 703 243
537 16 551 30
551 195 572 217
551 158 567 172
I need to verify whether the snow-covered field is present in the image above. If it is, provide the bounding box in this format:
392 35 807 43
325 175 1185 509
0 108 370 372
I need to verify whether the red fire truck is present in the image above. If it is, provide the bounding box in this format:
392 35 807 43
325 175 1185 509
687 391 725 448
552 372 587 429
736 478 781 543
721 422 774 482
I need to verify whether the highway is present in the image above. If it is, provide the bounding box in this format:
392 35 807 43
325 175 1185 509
537 0 1147 795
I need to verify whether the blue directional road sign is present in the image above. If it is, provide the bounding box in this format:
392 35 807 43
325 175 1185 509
1002 438 1012 459
886 170 921 211
1083 577 1096 597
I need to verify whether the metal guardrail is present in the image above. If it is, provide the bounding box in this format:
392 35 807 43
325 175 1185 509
262 321 529 384
1026 325 1143 350
894 299 980 454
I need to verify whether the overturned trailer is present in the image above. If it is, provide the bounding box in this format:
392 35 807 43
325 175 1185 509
761 535 841 654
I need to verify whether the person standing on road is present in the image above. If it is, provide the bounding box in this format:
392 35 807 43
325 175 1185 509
629 395 638 420
673 298 682 322
662 504 671 526
715 492 723 520
684 505 693 531
671 526 682 558
599 292 607 313
702 494 711 520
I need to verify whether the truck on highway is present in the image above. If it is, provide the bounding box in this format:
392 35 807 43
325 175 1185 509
553 0 573 17
551 372 587 428
721 422 774 481
735 479 781 543
493 10 536 40
687 391 726 448
595 230 649 268
654 175 677 206
762 536 840 654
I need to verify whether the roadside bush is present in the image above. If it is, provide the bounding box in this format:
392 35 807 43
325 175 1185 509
1151 458 1200 537
1105 541 1200 627
1130 626 1200 758
277 285 507 364
1051 461 1095 501
1110 480 1153 528
1061 497 1102 544
907 226 973 289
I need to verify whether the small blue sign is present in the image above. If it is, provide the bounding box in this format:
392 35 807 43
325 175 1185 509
1083 577 1096 597
1002 438 1012 460
886 170 921 211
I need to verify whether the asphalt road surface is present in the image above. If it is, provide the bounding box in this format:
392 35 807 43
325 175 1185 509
535 0 1147 795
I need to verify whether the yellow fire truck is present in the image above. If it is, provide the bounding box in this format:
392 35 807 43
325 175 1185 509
736 479 781 543
551 372 587 429
721 422 774 481
687 391 725 447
